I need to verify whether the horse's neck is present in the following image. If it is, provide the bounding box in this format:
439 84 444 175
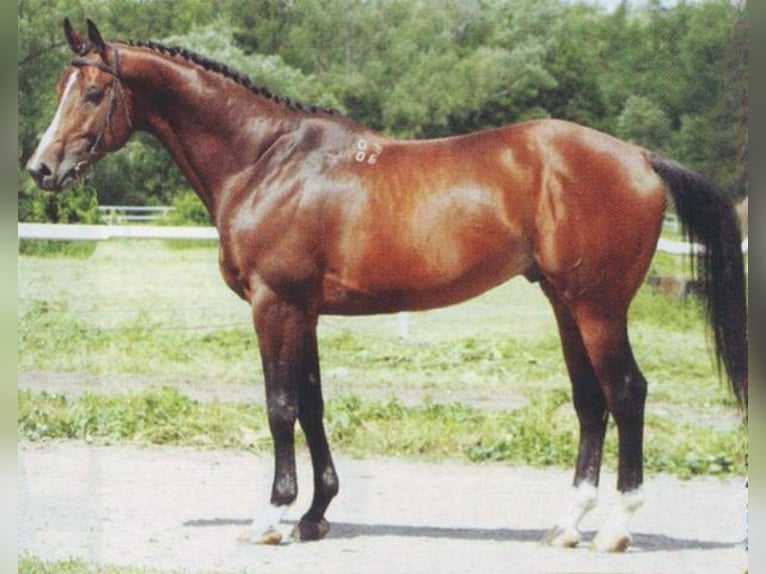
124 47 296 218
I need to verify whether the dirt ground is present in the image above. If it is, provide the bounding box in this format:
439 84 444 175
19 439 747 574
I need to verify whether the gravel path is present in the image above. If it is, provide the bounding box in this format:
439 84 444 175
19 441 747 573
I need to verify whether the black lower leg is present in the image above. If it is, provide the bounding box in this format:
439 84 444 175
571 364 608 487
574 407 608 487
295 408 338 540
581 320 647 494
295 333 338 541
266 374 299 506
609 364 647 492
541 280 608 488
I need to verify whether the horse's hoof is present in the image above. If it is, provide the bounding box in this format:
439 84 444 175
237 527 283 545
590 531 630 553
292 518 330 541
541 525 581 548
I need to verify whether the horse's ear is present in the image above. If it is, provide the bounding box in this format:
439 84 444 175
64 18 85 54
86 19 107 59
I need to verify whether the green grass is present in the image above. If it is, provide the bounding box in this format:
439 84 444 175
18 386 746 479
19 556 168 574
18 239 98 259
17 240 746 480
646 250 693 278
18 297 732 411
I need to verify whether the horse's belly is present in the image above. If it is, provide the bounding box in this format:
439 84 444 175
320 249 533 315
322 180 534 314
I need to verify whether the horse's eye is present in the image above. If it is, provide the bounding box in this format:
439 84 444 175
84 88 104 105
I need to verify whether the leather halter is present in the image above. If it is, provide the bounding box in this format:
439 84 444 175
70 46 132 156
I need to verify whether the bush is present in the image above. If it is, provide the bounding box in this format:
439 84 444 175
616 95 672 153
18 179 100 258
165 191 211 226
18 177 100 224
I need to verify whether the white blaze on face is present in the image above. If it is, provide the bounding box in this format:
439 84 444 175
29 70 80 167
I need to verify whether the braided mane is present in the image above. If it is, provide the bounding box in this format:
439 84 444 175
124 40 339 116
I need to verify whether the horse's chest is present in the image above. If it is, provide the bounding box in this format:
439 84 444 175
217 223 322 304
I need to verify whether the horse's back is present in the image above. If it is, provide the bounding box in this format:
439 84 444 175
222 116 667 315
319 119 665 314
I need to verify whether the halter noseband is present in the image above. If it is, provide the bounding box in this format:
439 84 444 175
70 46 132 157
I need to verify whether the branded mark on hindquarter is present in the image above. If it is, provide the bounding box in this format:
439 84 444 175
354 139 382 165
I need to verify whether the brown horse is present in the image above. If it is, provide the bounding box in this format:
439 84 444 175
26 19 747 552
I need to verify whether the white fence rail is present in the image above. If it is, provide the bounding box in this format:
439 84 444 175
18 222 748 255
98 205 175 224
18 222 218 241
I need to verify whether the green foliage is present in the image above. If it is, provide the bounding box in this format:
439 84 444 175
19 556 166 574
617 95 672 152
18 386 746 478
18 387 265 447
19 182 100 224
165 191 211 226
462 389 575 465
642 412 746 478
538 13 608 128
18 239 745 479
163 22 340 111
18 240 97 258
630 286 705 332
18 177 101 257
89 134 189 207
18 0 747 217
19 307 256 382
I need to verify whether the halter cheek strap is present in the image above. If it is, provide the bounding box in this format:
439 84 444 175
70 46 133 156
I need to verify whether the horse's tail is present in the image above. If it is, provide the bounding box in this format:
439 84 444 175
649 155 748 411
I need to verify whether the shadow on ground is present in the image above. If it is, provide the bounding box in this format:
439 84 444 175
183 518 744 552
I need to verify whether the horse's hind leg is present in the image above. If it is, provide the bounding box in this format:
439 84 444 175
571 302 648 552
539 280 607 548
293 329 339 541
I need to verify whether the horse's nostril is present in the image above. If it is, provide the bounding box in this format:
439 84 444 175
28 162 52 184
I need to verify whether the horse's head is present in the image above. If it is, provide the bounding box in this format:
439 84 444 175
27 19 134 191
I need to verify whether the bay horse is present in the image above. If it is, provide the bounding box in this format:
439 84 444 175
26 19 747 552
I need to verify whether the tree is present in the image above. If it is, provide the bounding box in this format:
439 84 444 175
164 22 340 110
674 1 747 196
617 95 672 153
18 0 749 219
536 5 608 129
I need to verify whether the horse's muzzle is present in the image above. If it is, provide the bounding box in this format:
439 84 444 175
27 158 85 191
27 161 57 190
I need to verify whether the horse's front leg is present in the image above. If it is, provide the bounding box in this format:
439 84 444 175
293 329 339 541
238 283 322 545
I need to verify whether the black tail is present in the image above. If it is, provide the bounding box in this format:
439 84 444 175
649 155 747 410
